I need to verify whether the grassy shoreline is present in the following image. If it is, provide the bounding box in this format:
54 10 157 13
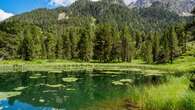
0 56 194 73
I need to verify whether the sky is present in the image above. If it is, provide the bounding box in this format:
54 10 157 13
0 0 136 21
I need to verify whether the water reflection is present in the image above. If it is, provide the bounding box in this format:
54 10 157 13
0 71 166 110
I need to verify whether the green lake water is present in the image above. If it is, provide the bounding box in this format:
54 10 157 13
0 71 166 110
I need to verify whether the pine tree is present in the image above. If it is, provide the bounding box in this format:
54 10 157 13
78 27 93 62
94 24 112 62
31 26 42 59
44 33 57 59
142 40 153 64
121 25 134 62
152 32 160 62
62 32 71 59
110 28 121 61
169 27 179 64
69 28 79 59
55 35 63 59
20 29 33 61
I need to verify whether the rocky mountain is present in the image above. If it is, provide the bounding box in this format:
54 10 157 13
128 0 195 16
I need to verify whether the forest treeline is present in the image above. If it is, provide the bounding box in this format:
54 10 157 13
1 22 191 64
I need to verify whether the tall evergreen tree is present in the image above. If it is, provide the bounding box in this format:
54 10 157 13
110 28 121 61
20 29 33 61
44 33 57 59
169 27 179 64
94 24 112 62
78 27 93 62
62 32 72 59
121 25 134 62
142 40 153 64
152 32 160 62
69 28 79 59
55 35 63 59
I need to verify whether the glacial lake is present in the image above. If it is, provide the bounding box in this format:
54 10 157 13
0 71 167 110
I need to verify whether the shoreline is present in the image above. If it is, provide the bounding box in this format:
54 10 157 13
0 56 194 73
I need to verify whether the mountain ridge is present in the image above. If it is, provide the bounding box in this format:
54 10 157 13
128 0 195 16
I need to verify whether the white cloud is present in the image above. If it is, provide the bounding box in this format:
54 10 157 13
0 9 14 22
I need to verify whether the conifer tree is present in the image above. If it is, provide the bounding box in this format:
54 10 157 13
55 35 63 59
121 25 134 62
78 27 93 62
94 24 112 62
44 33 57 59
20 29 33 61
110 28 121 61
169 27 179 64
152 32 160 62
62 32 72 59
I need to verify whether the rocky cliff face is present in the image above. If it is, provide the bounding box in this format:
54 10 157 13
128 0 195 16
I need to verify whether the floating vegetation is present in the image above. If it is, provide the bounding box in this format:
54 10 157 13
143 70 166 74
62 77 78 83
13 86 28 91
112 81 124 85
39 99 45 103
112 79 133 86
46 84 65 88
0 92 21 99
36 83 65 88
49 71 62 73
66 88 76 91
29 76 39 79
120 79 133 83
103 71 124 74
29 74 47 79
43 90 57 93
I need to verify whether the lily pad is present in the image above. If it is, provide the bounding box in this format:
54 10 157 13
46 84 65 88
13 86 27 91
119 79 133 83
62 77 78 83
0 92 21 99
112 81 124 85
29 76 39 79
39 99 45 103
112 79 133 86
66 88 76 91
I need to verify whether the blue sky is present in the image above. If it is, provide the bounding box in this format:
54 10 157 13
0 0 76 21
0 0 66 14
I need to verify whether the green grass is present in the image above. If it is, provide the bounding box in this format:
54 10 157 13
0 54 194 73
81 76 195 110
128 76 195 110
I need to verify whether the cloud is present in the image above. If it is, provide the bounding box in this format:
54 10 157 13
0 9 14 22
